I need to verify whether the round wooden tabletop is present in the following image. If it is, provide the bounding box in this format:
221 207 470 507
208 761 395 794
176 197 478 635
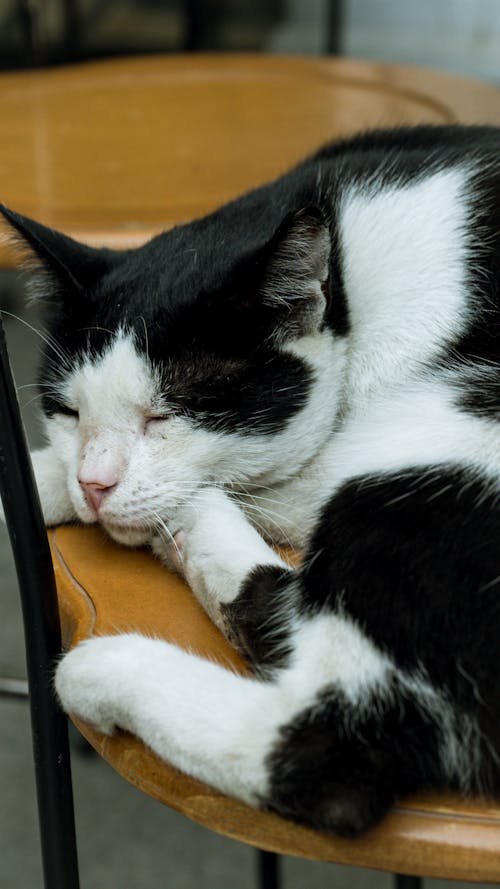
0 54 499 263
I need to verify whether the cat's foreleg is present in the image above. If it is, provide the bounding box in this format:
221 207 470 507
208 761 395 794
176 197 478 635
155 488 297 669
0 446 76 526
55 632 284 804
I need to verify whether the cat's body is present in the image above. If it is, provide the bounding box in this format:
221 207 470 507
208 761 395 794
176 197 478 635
2 124 500 835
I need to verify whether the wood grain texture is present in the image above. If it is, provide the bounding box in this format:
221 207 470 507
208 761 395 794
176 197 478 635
0 54 499 264
49 526 500 882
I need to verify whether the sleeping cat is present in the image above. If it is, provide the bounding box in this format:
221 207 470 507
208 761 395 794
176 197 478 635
2 124 500 837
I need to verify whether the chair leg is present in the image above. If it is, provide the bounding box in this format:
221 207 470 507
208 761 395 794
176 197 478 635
257 850 281 889
324 0 344 54
0 316 80 888
394 875 423 889
32 704 81 889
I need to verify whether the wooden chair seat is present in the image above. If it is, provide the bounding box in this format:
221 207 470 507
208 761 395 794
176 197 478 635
49 525 500 883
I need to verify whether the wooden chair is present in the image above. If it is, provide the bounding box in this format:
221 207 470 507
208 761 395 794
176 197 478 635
1 55 500 889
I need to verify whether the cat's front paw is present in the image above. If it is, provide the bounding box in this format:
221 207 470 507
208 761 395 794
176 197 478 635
55 636 133 735
178 487 285 630
150 529 186 576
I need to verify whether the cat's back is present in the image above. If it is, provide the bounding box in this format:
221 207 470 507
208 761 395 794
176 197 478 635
321 127 500 409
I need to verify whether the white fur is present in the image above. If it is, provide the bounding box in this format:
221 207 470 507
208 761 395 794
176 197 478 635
231 379 500 548
55 633 278 804
340 168 472 399
163 488 288 631
283 612 392 705
324 379 500 493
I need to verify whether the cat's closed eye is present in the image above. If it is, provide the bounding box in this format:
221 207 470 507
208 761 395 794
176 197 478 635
144 415 168 431
53 402 79 420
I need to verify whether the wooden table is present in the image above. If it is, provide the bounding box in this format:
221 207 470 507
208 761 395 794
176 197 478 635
1 54 499 263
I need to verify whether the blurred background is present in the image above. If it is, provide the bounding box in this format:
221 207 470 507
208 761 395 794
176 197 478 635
0 0 499 79
0 2 499 888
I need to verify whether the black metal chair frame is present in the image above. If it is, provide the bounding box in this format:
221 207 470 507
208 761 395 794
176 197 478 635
0 313 423 889
0 315 80 888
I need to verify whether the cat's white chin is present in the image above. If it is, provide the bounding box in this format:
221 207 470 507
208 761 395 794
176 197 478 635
102 522 151 547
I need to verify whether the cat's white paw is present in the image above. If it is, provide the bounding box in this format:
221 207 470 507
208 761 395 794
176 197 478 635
179 487 285 626
55 636 134 735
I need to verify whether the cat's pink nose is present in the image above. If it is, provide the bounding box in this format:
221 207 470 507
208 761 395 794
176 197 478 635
79 481 116 514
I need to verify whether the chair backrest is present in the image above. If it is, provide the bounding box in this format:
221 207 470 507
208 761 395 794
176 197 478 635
0 314 80 889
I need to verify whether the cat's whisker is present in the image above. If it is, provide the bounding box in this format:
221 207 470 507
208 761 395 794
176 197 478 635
21 392 54 409
17 383 61 396
79 325 115 336
138 316 150 364
235 490 292 509
230 486 294 515
228 480 287 492
1 309 72 370
236 500 296 549
148 509 183 563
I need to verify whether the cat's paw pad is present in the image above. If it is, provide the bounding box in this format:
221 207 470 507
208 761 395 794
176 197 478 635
55 636 131 735
151 529 186 576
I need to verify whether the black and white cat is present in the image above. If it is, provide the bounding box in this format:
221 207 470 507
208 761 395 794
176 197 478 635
2 124 500 837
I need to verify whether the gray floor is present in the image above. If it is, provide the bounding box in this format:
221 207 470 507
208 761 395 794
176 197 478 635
0 276 498 889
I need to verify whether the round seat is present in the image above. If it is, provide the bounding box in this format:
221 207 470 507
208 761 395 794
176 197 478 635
49 525 500 883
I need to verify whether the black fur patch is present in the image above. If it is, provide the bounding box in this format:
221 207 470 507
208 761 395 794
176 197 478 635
458 365 500 419
325 212 349 335
221 565 294 671
444 164 500 419
311 124 500 179
158 349 313 435
299 467 500 733
266 679 443 837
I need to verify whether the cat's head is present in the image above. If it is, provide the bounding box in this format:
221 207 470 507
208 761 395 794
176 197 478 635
1 204 343 546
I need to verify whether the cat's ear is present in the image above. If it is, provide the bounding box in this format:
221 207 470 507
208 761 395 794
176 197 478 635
0 204 117 301
259 206 331 339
